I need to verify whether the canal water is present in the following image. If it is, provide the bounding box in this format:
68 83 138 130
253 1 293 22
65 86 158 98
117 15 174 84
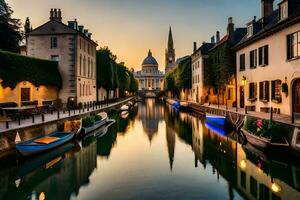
0 99 300 200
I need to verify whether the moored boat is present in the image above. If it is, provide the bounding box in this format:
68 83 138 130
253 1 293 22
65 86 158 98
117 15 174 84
205 113 226 126
120 104 129 111
291 127 300 155
205 121 227 136
241 128 270 149
81 112 108 135
16 119 81 157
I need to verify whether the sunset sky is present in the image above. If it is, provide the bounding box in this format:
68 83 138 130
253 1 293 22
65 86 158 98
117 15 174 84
7 0 281 70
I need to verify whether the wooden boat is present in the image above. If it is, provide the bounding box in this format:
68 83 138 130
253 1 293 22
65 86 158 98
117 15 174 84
81 112 108 135
241 128 270 149
291 127 300 154
16 131 76 157
205 113 226 126
16 119 81 157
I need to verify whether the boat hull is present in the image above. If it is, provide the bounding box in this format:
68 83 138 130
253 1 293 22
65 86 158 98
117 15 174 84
241 128 270 149
206 114 226 126
16 132 75 157
82 119 107 135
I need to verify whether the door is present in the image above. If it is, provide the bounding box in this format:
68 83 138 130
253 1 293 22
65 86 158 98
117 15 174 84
21 88 31 102
293 79 300 113
240 86 245 108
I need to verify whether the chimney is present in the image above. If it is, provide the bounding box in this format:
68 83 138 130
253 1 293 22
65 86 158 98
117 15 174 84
88 33 92 39
57 9 62 22
216 31 220 43
84 29 88 37
78 25 84 33
54 9 57 18
211 36 215 44
50 8 54 20
193 42 197 53
227 17 234 36
261 0 274 18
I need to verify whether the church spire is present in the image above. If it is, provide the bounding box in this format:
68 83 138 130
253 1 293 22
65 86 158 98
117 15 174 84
168 26 174 50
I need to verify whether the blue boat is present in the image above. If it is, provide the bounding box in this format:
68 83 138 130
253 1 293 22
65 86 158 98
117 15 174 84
172 101 181 110
205 113 226 126
16 131 76 157
205 121 227 136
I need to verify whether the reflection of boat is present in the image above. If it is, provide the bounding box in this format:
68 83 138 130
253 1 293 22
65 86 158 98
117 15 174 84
84 119 116 139
206 114 226 126
16 120 81 156
205 121 227 136
17 142 75 177
291 127 300 155
81 112 108 135
120 111 129 119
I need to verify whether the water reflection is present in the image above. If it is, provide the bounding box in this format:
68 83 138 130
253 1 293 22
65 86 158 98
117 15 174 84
0 99 300 199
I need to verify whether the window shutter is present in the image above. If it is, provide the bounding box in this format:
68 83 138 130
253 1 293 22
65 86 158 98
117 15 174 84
258 47 262 65
250 51 253 68
271 81 275 100
287 35 292 59
265 81 270 101
259 82 263 100
254 83 257 98
264 45 269 65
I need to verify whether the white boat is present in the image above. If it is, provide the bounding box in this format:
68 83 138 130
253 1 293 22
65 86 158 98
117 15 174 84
81 112 108 135
120 105 129 111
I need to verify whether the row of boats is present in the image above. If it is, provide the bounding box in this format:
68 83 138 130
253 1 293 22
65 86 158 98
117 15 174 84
16 111 116 157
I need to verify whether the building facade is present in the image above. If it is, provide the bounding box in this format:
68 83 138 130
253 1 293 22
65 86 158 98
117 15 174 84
134 50 164 92
191 42 214 103
165 27 176 73
235 0 300 120
26 8 98 106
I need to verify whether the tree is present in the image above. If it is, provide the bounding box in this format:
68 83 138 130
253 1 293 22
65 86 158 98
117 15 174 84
116 63 130 97
96 47 115 99
175 57 191 90
0 0 23 52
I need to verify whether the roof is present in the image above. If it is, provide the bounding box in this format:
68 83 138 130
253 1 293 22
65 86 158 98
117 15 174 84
28 20 98 46
192 43 215 56
142 50 158 66
234 3 300 51
210 28 247 51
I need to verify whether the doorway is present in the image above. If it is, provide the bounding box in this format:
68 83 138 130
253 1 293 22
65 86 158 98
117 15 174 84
239 86 245 108
20 88 31 102
293 79 300 122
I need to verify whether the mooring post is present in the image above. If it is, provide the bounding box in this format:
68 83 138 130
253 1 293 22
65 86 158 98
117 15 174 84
32 114 35 123
57 110 60 119
6 121 9 129
74 109 76 115
18 117 21 125
68 110 71 116
42 114 45 122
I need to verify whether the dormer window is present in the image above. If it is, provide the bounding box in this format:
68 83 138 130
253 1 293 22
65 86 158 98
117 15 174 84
280 1 288 20
247 24 253 38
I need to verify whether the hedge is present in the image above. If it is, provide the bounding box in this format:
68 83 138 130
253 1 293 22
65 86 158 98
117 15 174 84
0 50 62 89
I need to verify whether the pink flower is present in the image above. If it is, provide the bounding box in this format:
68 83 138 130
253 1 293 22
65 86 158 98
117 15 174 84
256 119 263 128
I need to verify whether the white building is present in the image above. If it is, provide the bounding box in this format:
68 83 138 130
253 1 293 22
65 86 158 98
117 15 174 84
27 8 98 106
134 50 164 91
235 0 300 122
191 42 214 103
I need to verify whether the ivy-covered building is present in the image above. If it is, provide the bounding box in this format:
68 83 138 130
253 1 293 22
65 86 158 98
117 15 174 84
26 8 98 106
0 50 62 105
204 17 246 107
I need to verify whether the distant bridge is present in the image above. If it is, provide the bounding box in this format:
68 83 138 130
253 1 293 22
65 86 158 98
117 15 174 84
137 89 164 98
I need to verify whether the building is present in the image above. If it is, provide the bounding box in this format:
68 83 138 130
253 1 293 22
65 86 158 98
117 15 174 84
134 50 164 94
0 50 61 106
205 17 246 106
235 0 300 121
26 8 98 106
165 27 176 73
191 42 214 103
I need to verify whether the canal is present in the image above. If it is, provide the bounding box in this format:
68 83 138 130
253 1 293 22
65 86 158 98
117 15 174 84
0 99 300 200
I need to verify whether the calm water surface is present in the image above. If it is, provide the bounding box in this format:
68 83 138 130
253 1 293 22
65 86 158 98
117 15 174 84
0 99 300 200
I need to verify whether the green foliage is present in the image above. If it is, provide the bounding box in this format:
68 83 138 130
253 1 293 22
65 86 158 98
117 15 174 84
205 43 235 91
244 117 292 139
116 63 130 94
94 114 102 122
82 116 95 128
128 72 138 93
0 0 23 52
0 50 62 89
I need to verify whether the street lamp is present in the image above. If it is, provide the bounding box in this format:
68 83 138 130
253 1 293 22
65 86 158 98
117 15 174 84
242 76 247 86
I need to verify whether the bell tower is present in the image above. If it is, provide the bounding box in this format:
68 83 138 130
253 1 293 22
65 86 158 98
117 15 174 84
165 27 176 73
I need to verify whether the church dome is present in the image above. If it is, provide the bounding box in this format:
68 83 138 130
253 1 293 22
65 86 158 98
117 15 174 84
142 50 158 66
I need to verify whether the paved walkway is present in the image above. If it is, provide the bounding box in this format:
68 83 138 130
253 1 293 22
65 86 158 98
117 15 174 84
0 97 134 134
184 99 298 127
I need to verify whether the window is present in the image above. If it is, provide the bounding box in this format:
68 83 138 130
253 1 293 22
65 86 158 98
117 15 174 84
287 31 300 59
247 24 253 38
240 171 246 189
250 49 257 68
79 84 81 97
249 82 257 100
227 88 233 100
79 54 82 76
240 54 245 71
259 81 270 102
83 56 86 76
271 80 282 103
280 2 288 20
51 37 58 48
250 176 258 198
258 45 269 66
83 84 85 96
51 55 59 62
79 39 82 49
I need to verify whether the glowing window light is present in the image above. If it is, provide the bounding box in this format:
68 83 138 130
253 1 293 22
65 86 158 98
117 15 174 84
271 183 281 193
240 160 247 170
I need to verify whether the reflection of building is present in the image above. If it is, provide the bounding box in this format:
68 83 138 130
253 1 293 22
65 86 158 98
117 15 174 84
166 126 176 170
134 50 164 91
236 144 300 200
138 99 163 142
191 117 204 167
27 8 98 105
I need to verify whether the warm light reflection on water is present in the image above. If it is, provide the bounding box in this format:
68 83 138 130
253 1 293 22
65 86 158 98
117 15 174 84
0 99 300 200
